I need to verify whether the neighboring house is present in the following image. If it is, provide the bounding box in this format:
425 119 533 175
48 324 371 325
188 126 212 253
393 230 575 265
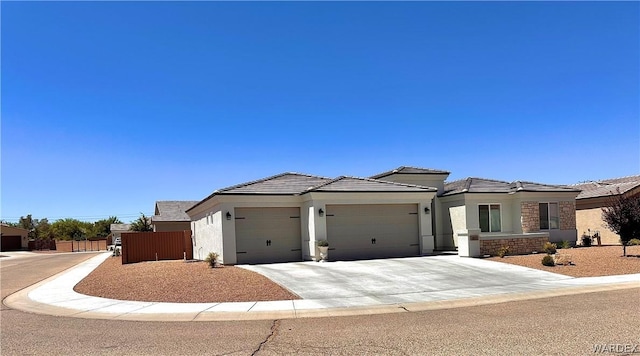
186 171 437 264
151 200 198 232
573 175 640 245
439 178 581 255
109 223 132 244
0 224 29 251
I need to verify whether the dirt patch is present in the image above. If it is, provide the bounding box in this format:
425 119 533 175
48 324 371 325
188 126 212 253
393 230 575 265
74 256 300 303
487 245 640 277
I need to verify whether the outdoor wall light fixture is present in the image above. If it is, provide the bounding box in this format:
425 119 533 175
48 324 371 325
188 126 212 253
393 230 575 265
424 207 430 214
318 208 324 217
226 212 232 220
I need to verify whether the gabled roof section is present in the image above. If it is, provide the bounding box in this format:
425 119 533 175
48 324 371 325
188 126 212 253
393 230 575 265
442 177 580 196
305 176 437 193
152 201 199 222
216 172 332 195
187 173 333 213
370 166 450 179
573 175 640 200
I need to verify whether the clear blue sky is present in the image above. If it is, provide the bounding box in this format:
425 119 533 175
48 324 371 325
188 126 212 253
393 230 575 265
2 2 638 223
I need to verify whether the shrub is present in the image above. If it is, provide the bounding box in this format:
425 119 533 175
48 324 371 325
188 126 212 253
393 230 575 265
113 247 121 257
316 239 329 247
497 245 510 258
205 252 219 268
558 240 571 249
581 234 592 247
541 255 555 266
543 242 557 254
628 238 640 246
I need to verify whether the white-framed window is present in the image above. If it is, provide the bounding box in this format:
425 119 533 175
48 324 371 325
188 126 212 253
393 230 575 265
479 204 501 232
539 202 559 230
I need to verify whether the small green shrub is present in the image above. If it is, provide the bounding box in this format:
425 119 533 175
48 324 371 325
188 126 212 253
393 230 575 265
628 238 640 246
113 247 121 257
541 255 555 266
205 252 219 268
316 239 329 247
558 240 571 249
497 245 510 258
543 242 557 254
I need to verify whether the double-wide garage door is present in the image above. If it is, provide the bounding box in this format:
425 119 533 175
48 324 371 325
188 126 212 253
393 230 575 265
326 204 420 261
1 235 22 252
235 207 302 264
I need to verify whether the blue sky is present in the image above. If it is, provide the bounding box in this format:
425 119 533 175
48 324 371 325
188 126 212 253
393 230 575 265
2 2 638 223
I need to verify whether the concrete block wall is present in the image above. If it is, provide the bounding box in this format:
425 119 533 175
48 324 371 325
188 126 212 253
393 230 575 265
480 236 548 256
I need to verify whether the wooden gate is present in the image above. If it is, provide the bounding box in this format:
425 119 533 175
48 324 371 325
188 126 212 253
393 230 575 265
121 231 192 264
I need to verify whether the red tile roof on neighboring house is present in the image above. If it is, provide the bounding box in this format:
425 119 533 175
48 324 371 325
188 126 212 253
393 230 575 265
573 175 640 200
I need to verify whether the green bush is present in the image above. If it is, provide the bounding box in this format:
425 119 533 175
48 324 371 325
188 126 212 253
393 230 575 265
316 239 329 247
541 255 555 266
543 242 557 254
205 252 219 268
628 238 640 246
558 240 571 249
497 245 510 258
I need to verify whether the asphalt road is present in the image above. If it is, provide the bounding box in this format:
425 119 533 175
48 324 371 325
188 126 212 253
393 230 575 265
2 253 638 355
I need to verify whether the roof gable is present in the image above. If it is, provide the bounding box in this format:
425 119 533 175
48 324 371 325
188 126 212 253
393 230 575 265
306 176 437 193
370 166 450 179
216 172 332 195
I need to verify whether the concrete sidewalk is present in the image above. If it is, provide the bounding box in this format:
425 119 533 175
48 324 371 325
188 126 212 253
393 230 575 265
4 252 638 321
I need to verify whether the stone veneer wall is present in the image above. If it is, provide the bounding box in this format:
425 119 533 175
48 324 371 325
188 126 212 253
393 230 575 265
559 201 576 230
521 202 540 233
480 236 548 256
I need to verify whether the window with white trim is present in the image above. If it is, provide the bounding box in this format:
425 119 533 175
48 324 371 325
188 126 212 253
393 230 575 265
539 202 559 230
479 204 501 232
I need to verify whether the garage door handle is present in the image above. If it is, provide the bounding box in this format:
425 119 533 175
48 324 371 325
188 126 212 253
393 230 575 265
410 243 419 246
290 248 301 252
237 251 247 254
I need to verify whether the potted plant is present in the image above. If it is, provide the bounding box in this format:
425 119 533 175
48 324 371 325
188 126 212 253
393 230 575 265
316 240 329 262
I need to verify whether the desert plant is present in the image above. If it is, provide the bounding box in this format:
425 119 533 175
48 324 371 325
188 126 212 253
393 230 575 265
205 251 219 268
558 240 571 249
602 187 640 256
497 245 510 258
628 238 640 246
541 255 555 266
543 242 557 254
113 247 121 257
316 239 329 247
581 234 592 247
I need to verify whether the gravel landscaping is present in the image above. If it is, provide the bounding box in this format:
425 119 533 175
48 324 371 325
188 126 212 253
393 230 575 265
487 245 640 277
74 246 639 303
74 256 300 303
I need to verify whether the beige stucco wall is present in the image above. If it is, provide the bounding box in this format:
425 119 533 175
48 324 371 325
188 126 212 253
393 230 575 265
576 207 619 245
153 221 191 232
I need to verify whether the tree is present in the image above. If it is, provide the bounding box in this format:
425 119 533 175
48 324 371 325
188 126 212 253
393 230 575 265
92 216 122 238
51 218 90 241
602 188 640 256
130 213 152 232
17 215 52 239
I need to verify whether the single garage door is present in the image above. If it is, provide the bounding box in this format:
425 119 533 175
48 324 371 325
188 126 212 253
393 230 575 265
326 204 419 261
235 207 302 264
1 235 23 252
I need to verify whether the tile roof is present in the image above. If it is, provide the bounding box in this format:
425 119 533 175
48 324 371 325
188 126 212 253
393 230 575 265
216 172 333 195
573 175 640 199
152 201 199 222
110 224 131 231
305 176 437 193
442 177 580 196
370 166 451 179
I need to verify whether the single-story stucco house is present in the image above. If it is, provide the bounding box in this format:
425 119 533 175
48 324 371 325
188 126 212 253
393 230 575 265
186 166 581 264
1 224 29 251
109 223 132 243
151 200 198 232
573 175 640 245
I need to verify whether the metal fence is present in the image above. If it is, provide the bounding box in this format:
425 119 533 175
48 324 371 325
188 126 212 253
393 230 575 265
121 231 192 264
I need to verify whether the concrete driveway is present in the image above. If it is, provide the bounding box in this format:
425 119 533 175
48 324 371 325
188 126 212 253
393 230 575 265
239 255 586 307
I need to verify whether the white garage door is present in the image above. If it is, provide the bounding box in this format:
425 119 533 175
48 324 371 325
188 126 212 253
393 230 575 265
235 207 302 264
326 204 419 261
